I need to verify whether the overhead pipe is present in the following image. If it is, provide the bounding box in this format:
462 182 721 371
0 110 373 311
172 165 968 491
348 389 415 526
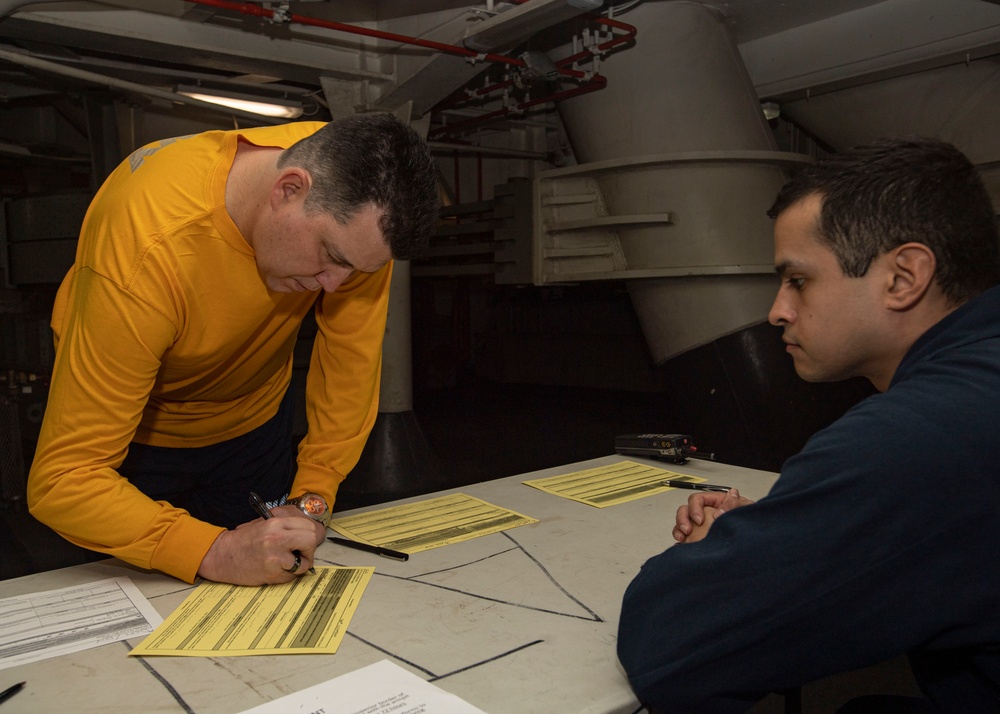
2 0 632 141
4 0 623 88
181 0 634 139
429 5 636 137
428 74 607 138
184 0 594 80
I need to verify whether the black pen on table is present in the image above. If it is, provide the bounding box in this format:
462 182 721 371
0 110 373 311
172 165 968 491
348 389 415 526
0 681 24 706
662 479 732 493
328 536 409 562
249 492 316 575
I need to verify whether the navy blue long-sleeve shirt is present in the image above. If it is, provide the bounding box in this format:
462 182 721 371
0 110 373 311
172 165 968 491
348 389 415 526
617 285 1000 713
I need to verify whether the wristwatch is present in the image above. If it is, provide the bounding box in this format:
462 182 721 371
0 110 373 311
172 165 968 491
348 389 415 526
287 492 331 527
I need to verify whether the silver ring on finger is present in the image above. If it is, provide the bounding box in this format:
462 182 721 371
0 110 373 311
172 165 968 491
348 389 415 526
284 552 301 573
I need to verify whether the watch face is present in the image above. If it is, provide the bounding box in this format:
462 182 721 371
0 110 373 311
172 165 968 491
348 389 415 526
298 493 328 518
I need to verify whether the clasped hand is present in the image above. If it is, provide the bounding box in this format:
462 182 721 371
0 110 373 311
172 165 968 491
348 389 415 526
673 489 754 543
198 505 326 585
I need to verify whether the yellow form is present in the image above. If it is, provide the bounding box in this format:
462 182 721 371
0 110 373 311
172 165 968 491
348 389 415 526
329 493 537 554
129 566 373 657
523 460 707 507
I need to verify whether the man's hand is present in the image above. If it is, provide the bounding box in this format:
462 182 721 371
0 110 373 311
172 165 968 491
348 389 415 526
198 509 326 585
673 488 754 543
270 504 328 547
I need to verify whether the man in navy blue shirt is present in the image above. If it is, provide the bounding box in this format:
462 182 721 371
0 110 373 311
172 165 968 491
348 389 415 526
617 137 1000 713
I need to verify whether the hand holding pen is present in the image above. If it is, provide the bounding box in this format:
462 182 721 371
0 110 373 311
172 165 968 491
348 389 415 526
249 492 317 575
196 500 322 585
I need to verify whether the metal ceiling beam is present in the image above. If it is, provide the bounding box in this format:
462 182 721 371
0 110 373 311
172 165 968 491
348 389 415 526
740 0 1000 101
0 5 391 88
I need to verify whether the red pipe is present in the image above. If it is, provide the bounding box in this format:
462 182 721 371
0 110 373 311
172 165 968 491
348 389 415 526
183 0 635 139
432 9 637 120
429 74 607 138
508 0 638 66
185 0 593 80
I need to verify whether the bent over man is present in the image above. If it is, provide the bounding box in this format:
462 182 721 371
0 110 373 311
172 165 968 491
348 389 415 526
28 113 439 586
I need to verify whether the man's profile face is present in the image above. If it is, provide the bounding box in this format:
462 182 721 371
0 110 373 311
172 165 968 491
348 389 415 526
253 201 391 294
767 193 887 385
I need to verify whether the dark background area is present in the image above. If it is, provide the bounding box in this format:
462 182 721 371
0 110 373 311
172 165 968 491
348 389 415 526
343 278 875 509
1 274 874 580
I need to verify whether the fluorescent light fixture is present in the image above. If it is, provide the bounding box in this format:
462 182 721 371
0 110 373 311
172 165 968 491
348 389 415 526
175 85 304 119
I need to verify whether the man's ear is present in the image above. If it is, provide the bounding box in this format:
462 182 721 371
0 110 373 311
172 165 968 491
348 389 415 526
885 242 937 310
269 167 311 209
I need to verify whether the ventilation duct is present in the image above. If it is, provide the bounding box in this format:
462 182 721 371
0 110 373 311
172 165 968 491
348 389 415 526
550 0 809 363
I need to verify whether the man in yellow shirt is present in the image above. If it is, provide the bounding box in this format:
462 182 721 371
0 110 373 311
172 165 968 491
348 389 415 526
27 113 439 586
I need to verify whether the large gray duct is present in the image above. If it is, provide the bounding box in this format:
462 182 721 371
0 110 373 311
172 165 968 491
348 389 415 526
553 0 802 363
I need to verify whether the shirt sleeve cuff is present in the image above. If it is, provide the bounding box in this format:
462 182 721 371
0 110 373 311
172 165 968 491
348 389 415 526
292 460 346 507
150 515 227 584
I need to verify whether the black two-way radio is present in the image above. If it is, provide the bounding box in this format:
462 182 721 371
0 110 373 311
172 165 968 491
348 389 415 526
614 433 714 464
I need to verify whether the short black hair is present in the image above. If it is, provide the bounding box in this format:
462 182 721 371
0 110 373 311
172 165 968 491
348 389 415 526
769 136 1000 305
278 112 439 260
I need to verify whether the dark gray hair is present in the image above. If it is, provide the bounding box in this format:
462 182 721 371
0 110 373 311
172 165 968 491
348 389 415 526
278 112 439 260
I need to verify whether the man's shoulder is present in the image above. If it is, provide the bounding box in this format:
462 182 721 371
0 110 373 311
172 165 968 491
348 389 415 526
236 121 327 149
782 352 1000 494
899 284 1000 376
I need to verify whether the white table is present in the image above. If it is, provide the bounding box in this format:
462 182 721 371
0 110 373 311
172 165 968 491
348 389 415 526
0 455 778 714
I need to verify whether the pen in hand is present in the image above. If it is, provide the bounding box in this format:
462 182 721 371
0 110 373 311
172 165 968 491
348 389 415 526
249 492 316 575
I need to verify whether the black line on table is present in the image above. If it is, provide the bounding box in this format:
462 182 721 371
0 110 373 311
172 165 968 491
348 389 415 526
125 641 196 714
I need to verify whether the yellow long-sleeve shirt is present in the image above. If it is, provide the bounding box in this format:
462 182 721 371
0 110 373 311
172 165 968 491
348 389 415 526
27 122 391 583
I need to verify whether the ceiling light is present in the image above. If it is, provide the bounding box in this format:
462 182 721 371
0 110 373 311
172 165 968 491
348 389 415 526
175 85 304 119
